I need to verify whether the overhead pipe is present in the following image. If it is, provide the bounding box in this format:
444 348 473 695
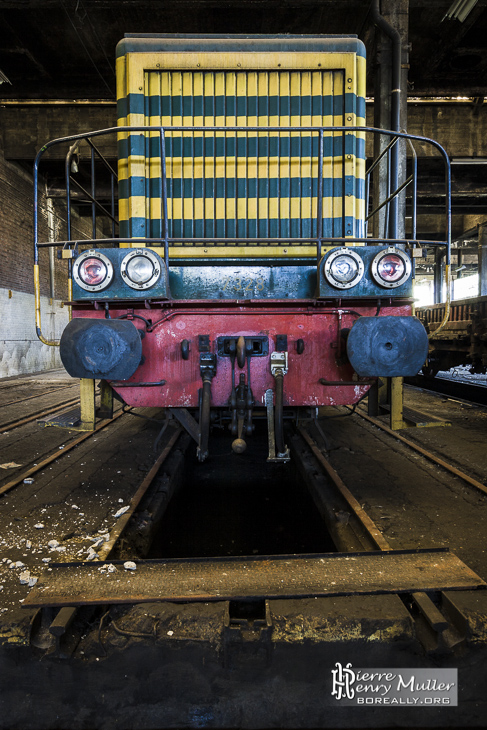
370 0 402 239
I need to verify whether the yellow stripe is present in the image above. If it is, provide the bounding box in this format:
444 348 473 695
119 155 349 181
122 51 361 76
119 50 365 252
163 245 330 258
120 194 360 222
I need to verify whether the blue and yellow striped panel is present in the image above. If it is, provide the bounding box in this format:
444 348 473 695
117 39 366 255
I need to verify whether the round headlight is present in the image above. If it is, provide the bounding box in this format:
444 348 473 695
73 250 113 292
120 249 162 290
371 248 411 288
324 248 364 290
126 256 154 284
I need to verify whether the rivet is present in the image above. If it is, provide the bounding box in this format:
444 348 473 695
139 87 143 91
347 116 352 121
347 78 352 83
156 63 160 68
204 249 208 253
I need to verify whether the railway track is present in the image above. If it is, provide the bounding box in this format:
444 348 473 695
0 408 126 497
406 374 487 406
354 406 487 497
0 384 77 409
1 382 485 657
0 397 81 433
16 414 485 657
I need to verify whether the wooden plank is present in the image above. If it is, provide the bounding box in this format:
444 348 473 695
23 549 485 608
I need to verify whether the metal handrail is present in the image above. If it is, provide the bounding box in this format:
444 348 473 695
33 124 452 346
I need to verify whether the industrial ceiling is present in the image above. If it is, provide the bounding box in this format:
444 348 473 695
0 0 487 100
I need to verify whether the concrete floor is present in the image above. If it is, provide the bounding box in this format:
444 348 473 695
320 388 487 580
0 371 487 728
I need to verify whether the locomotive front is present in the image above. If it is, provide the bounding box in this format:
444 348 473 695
36 34 434 461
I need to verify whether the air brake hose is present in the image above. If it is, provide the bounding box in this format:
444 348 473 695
274 371 285 456
198 376 212 462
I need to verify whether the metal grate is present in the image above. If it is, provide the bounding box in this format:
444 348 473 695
117 69 366 244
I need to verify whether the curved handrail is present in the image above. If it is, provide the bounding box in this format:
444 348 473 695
33 124 451 345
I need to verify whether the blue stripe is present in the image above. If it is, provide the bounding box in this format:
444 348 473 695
156 92 344 119
119 176 365 201
121 134 360 159
125 216 356 239
120 90 361 122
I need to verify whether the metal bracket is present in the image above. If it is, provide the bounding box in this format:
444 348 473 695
223 601 273 669
199 352 217 379
270 351 288 377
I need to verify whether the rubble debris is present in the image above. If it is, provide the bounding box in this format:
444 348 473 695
19 571 30 585
114 506 130 518
123 561 136 571
34 524 44 529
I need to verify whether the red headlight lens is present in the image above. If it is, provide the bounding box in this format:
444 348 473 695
79 257 107 286
377 253 405 283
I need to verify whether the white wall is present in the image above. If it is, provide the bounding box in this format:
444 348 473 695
0 287 69 378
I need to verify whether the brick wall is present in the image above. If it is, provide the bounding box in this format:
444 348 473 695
0 140 103 299
0 138 107 377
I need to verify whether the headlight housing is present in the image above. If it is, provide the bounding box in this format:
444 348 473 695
324 248 364 289
120 249 162 290
73 250 113 292
371 247 411 289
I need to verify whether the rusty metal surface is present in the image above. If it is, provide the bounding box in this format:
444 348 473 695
23 549 485 608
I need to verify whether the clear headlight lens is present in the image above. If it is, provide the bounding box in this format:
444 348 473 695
330 255 360 284
120 249 162 290
79 257 107 287
324 248 364 289
126 256 154 284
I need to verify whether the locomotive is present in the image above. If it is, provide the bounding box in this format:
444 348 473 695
34 34 451 461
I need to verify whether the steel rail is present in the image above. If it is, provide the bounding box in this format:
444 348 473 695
97 426 183 561
0 384 77 409
297 424 455 640
297 426 391 551
0 410 125 498
405 375 487 407
0 397 80 433
354 408 487 497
